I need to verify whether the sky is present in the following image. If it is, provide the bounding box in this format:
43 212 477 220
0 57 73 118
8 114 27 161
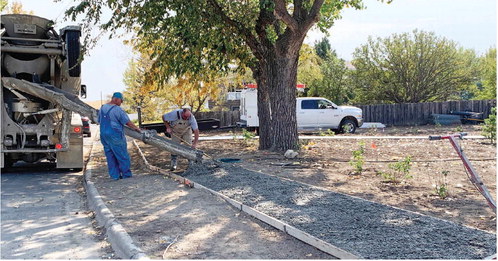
10 0 498 101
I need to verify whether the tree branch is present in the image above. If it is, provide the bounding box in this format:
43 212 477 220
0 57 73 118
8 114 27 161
255 5 275 47
205 0 262 58
274 0 298 32
303 0 325 30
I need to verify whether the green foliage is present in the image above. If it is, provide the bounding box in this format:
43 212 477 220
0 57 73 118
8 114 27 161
349 141 365 174
475 48 497 100
299 38 352 105
0 0 8 12
316 51 352 105
242 128 256 140
298 44 323 93
122 52 164 122
378 156 412 183
434 170 450 199
350 30 477 104
319 129 336 136
315 37 332 59
482 107 496 144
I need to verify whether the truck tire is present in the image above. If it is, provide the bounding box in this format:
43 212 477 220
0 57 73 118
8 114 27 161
65 31 81 77
340 119 357 134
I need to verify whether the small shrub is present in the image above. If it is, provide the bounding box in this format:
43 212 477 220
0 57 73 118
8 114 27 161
319 129 336 136
239 128 256 146
378 156 413 183
349 141 366 174
242 128 256 140
455 125 463 133
482 107 496 144
434 170 450 199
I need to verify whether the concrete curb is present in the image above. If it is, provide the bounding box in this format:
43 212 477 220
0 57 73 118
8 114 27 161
132 140 359 259
84 140 149 259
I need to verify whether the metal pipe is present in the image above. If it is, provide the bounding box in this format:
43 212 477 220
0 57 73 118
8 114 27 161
49 55 55 85
124 128 203 162
1 46 62 55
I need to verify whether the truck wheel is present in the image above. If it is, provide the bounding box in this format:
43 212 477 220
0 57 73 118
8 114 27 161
340 119 357 134
65 31 81 77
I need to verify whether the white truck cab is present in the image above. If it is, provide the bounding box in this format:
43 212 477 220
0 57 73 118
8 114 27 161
239 89 363 133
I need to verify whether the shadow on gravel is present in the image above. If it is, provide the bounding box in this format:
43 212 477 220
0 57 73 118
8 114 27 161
182 162 496 259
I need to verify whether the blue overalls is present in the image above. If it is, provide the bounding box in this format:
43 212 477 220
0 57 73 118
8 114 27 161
99 105 132 180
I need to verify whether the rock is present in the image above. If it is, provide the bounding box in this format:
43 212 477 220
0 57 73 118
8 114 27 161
284 150 298 159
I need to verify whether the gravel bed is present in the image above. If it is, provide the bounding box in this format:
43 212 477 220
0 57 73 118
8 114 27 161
183 162 496 259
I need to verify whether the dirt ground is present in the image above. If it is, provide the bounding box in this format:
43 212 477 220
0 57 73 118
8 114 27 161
142 124 496 233
89 141 334 259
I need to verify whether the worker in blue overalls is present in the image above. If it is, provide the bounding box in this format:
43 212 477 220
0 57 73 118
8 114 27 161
98 92 141 180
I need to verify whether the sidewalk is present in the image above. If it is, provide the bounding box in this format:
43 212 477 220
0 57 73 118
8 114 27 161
86 141 334 259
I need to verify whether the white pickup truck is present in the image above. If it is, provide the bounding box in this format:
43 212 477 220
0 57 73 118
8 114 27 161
239 89 363 133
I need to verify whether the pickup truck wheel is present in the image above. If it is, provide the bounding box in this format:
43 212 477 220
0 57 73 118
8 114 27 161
340 119 357 134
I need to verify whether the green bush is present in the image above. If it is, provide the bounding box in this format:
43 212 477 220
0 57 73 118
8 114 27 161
378 156 413 183
434 170 450 199
349 141 365 174
482 107 496 144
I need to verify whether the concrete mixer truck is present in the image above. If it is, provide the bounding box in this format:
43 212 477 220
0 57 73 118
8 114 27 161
1 14 86 169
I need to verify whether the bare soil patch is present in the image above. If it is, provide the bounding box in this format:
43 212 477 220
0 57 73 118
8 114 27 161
143 124 496 233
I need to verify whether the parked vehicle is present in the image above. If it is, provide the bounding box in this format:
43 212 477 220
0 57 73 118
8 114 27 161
81 117 91 137
238 89 363 133
1 14 84 169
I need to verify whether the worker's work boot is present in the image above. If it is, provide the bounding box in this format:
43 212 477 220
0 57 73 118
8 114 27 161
170 158 177 171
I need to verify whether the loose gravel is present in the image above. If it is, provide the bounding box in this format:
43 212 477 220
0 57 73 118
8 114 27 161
183 162 496 259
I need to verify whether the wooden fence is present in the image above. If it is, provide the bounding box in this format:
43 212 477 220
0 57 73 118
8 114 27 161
195 110 240 127
357 99 496 126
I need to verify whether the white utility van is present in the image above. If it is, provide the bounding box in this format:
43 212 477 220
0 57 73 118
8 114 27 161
239 89 363 133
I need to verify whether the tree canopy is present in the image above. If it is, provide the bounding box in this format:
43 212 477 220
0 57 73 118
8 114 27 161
350 30 477 104
475 48 497 100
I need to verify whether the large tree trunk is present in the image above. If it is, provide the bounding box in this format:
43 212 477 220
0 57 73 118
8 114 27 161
267 54 299 151
253 51 300 152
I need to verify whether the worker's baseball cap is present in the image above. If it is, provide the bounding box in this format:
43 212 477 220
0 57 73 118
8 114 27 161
112 92 124 100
